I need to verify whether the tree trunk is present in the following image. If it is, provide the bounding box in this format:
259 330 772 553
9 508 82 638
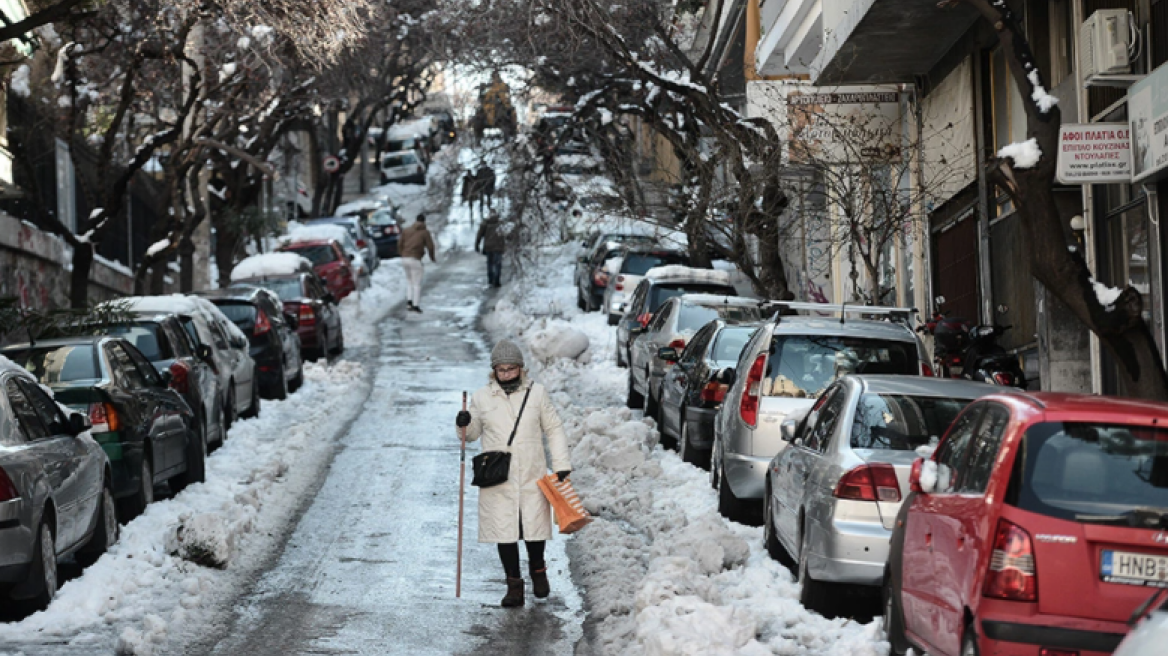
69 243 94 309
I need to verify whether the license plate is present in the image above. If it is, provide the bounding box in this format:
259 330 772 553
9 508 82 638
1101 550 1168 588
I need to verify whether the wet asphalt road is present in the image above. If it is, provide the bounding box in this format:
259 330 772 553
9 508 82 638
197 247 585 655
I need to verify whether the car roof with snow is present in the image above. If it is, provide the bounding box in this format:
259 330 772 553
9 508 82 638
770 315 919 342
677 293 758 307
231 252 313 282
645 265 733 285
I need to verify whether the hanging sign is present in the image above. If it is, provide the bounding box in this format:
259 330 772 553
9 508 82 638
1129 63 1168 184
1055 123 1131 184
323 156 341 174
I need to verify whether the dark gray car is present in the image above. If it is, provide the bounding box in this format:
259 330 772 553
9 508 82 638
0 361 118 613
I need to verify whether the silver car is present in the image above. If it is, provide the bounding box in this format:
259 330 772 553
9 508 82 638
0 362 118 612
712 305 929 523
628 294 762 417
763 375 998 616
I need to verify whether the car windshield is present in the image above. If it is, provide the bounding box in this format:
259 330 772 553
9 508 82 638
621 252 688 275
7 345 101 384
648 283 737 313
851 394 971 451
243 279 302 301
213 302 258 329
678 303 761 332
712 327 759 362
763 336 917 398
369 210 397 226
285 245 337 265
1017 422 1168 525
383 153 417 167
101 324 169 361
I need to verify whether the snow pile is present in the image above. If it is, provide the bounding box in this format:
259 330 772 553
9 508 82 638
1091 278 1124 311
646 265 732 285
167 513 233 569
335 198 385 216
286 222 348 245
334 258 405 349
998 138 1042 169
230 253 311 281
527 320 590 364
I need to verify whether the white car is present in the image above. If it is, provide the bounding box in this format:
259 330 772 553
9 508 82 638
601 247 690 325
380 149 427 185
1115 590 1168 656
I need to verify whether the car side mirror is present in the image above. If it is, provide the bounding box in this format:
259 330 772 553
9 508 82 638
718 367 736 386
196 343 213 362
159 368 174 387
322 292 336 305
284 312 300 330
780 419 798 442
910 457 933 494
657 347 679 363
348 253 355 261
67 412 91 435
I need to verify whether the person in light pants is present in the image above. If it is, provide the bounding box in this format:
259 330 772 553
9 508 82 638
398 214 437 312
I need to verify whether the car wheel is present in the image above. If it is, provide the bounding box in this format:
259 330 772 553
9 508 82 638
626 370 644 409
289 361 304 392
607 313 619 327
709 437 720 490
18 520 57 611
577 290 586 311
679 419 697 465
311 329 327 362
173 422 206 491
763 482 794 568
118 454 154 522
961 624 980 656
797 523 835 616
644 371 659 417
883 575 911 656
331 330 345 356
223 386 236 431
241 380 261 419
210 400 227 450
717 465 746 522
615 341 627 369
77 482 118 567
656 401 676 451
270 362 289 400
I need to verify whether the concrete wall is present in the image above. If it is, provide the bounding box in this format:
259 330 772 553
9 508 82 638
0 212 135 310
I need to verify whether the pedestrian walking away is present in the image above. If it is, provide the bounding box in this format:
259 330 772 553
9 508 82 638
399 213 437 312
455 340 571 608
475 209 507 287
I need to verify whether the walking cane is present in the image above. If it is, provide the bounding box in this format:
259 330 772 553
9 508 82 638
456 391 467 598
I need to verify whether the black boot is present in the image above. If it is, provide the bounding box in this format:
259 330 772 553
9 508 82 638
501 577 525 607
530 565 550 599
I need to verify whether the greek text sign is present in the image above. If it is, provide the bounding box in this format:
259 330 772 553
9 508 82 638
1129 63 1168 184
1055 124 1131 184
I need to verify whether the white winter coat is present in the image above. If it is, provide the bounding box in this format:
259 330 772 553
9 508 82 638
464 374 571 543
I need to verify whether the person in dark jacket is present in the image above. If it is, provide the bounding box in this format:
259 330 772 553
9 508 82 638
475 210 507 287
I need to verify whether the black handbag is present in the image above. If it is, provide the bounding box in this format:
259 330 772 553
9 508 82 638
471 388 531 488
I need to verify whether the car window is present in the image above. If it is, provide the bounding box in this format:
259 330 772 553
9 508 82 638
19 378 67 435
680 324 715 365
7 344 102 384
933 405 983 494
678 303 761 331
108 343 148 388
763 335 917 399
250 278 304 301
850 394 973 451
621 252 688 275
956 403 1011 493
806 385 846 452
102 323 170 361
648 283 737 313
6 378 48 441
649 302 673 332
711 327 758 363
285 244 338 265
123 343 163 387
164 321 194 358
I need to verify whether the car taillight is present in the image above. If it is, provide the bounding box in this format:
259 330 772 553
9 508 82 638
739 353 766 427
833 463 901 502
921 362 934 377
0 467 18 502
298 304 316 326
667 338 686 351
357 239 366 248
169 360 191 394
254 309 272 336
984 519 1037 602
593 271 610 287
1038 649 1078 656
88 402 119 433
699 381 727 403
993 372 1015 386
638 313 652 328
615 275 625 291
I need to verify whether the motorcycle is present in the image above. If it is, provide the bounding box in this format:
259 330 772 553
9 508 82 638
919 306 1027 389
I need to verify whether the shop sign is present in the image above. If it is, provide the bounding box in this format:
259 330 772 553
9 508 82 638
1129 64 1168 183
1055 124 1131 184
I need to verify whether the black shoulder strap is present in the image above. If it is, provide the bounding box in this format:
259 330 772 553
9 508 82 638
506 387 533 448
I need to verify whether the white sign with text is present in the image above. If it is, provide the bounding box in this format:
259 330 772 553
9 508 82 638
1055 123 1132 184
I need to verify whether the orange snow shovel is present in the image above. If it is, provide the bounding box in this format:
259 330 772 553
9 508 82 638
537 474 593 534
456 391 467 598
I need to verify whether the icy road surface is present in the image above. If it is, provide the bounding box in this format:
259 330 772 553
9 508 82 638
197 228 584 655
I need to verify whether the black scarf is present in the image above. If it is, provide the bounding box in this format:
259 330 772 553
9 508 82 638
499 377 522 394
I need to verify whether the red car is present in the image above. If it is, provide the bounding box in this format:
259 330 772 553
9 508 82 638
278 239 356 301
885 392 1168 656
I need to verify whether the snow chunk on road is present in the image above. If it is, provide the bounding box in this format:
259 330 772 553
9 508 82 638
168 513 232 569
998 138 1042 169
528 320 590 364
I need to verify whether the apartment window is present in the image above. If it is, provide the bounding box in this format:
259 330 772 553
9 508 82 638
989 47 1027 216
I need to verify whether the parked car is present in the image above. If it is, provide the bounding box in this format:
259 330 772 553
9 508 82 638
285 224 371 290
89 312 226 451
232 272 344 361
656 320 761 467
124 295 260 426
601 247 691 325
278 238 358 300
615 268 740 369
765 375 998 616
380 149 427 185
884 392 1168 656
194 288 304 400
0 359 117 611
1115 590 1168 656
712 304 929 522
3 337 202 521
574 235 657 312
629 294 762 423
305 217 379 272
366 207 402 259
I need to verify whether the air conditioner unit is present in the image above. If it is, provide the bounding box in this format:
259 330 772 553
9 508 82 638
1080 9 1131 78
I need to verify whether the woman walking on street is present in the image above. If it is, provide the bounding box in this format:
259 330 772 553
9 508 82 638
455 340 571 607
399 214 437 312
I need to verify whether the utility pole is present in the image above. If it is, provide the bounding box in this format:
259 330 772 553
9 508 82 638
181 20 211 292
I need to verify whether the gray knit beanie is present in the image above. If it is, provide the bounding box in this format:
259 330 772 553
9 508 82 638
490 339 525 368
